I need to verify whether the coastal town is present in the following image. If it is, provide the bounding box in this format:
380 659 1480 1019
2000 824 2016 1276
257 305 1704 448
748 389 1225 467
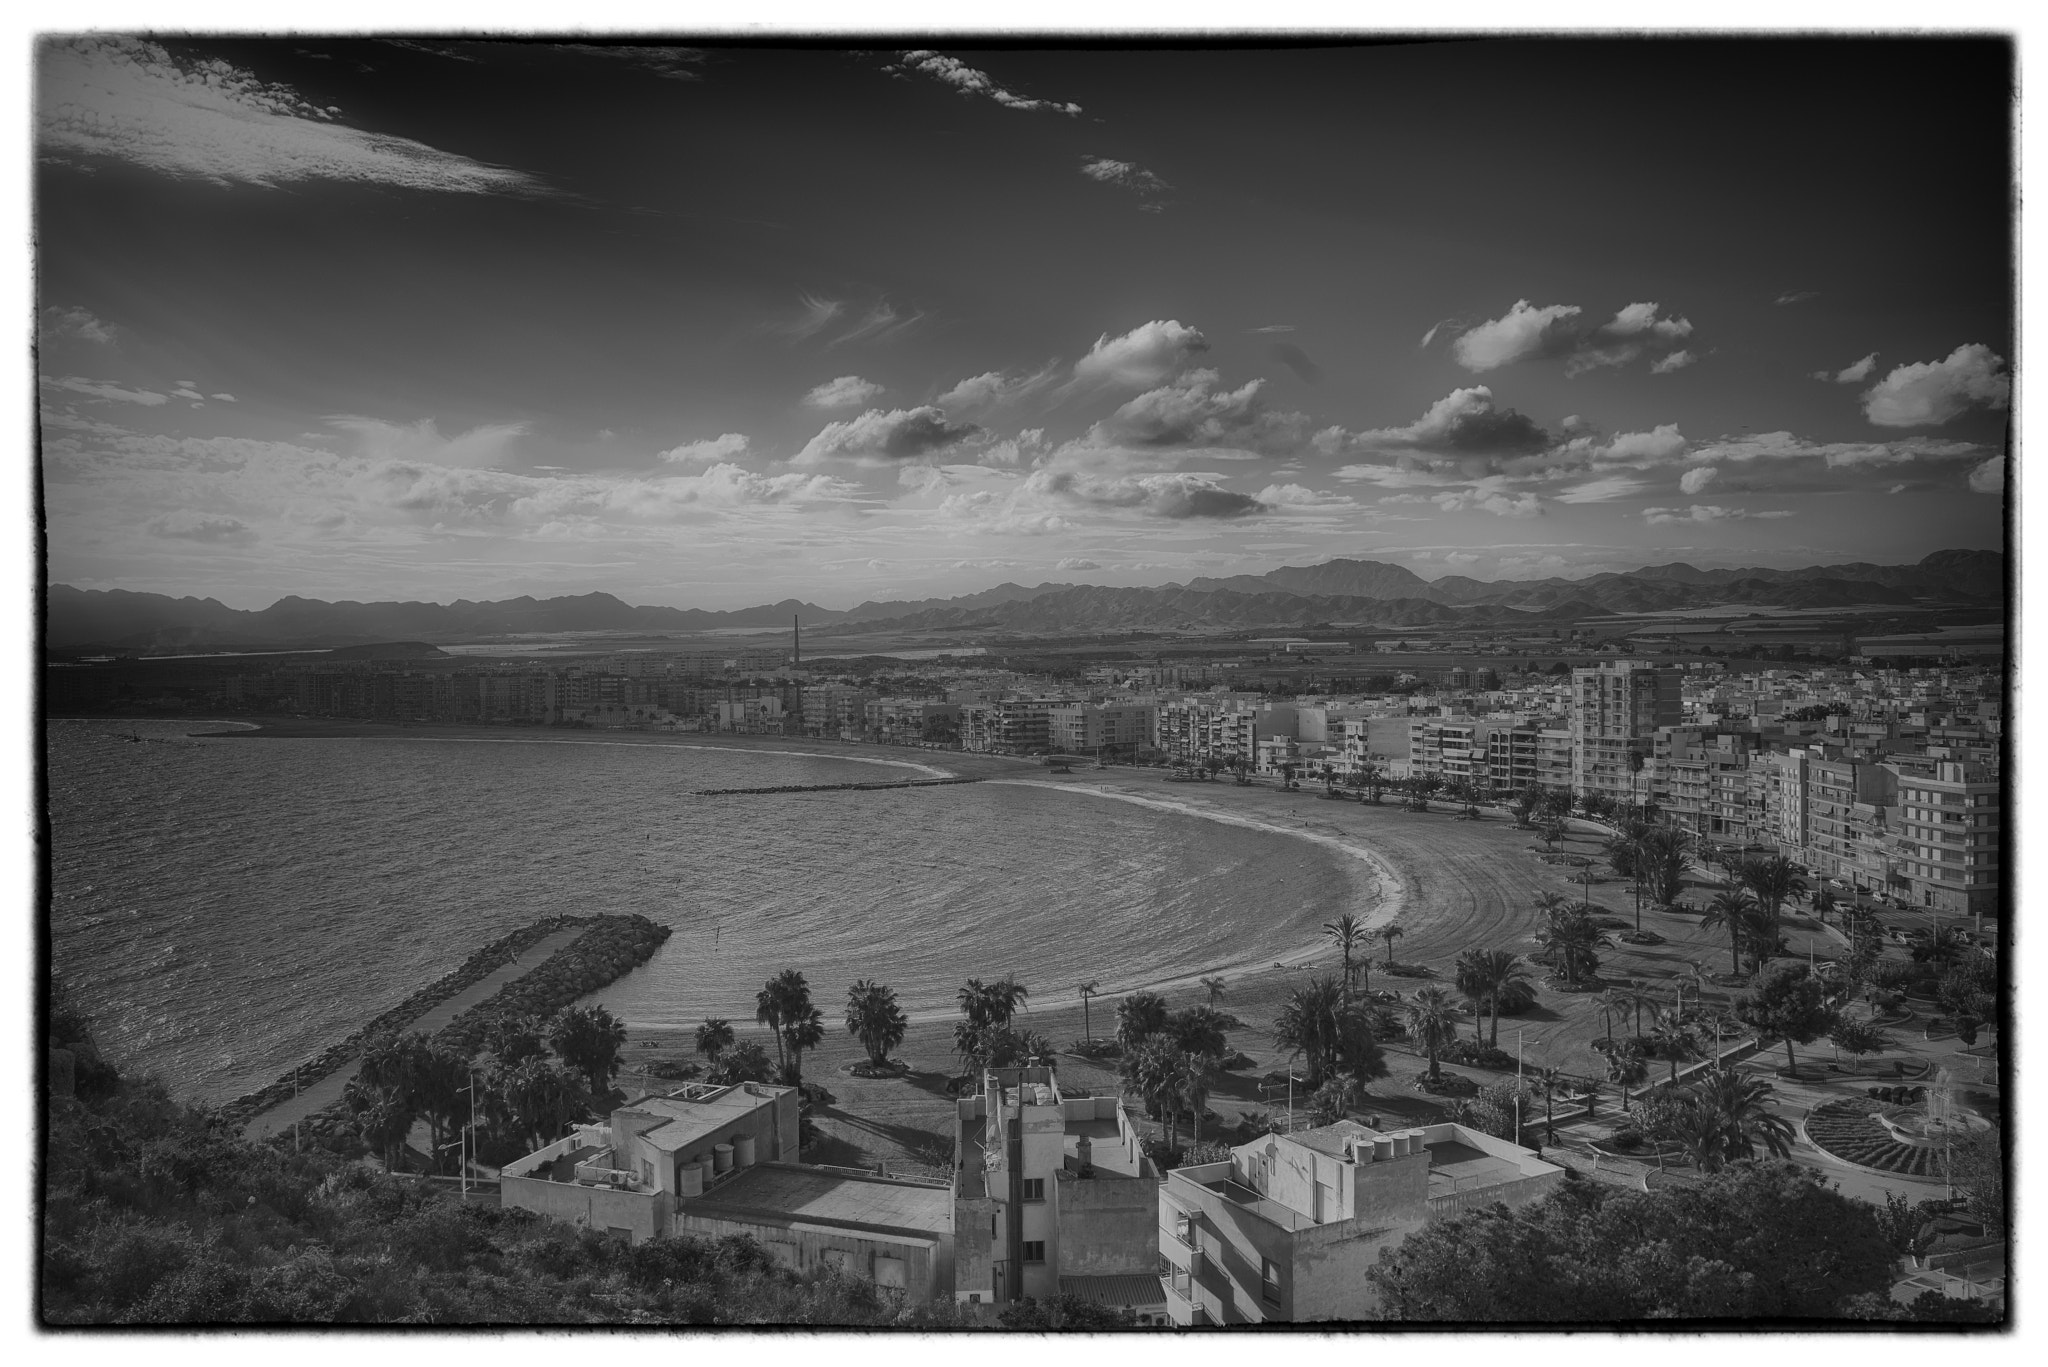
45 629 2006 1324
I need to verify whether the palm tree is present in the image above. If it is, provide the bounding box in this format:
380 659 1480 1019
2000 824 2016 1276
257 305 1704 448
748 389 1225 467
1076 980 1101 1043
783 1002 825 1086
1358 759 1386 804
1606 1046 1649 1110
1273 975 1350 1088
1739 854 1809 941
1199 975 1228 1009
1535 906 1603 987
1453 949 1530 1046
1115 990 1169 1052
1645 1007 1700 1085
1174 1049 1211 1146
1378 922 1406 971
1699 888 1757 977
986 975 1031 1028
1539 817 1567 852
1323 913 1369 1001
844 979 909 1068
694 1017 735 1071
1809 882 1839 926
755 974 793 1076
1687 1064 1796 1167
1405 987 1461 1084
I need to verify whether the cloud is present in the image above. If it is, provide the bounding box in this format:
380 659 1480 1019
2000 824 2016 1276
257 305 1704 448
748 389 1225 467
1055 557 1102 571
1431 482 1543 518
1268 342 1322 384
660 433 751 464
934 366 1057 413
1642 504 1794 525
768 294 846 342
1080 156 1169 210
804 375 886 410
1553 475 1648 504
1813 352 1878 384
1250 325 1296 335
1319 387 1550 459
1680 466 1719 495
1968 455 2005 494
40 374 167 405
795 406 981 466
886 50 1081 115
1649 350 1697 375
1775 290 1819 306
327 416 530 469
1071 320 1209 389
171 386 204 401
1418 319 1458 349
555 44 705 80
1861 344 2010 427
1085 369 1308 453
1450 299 1694 375
41 305 114 344
1030 469 1267 519
39 37 544 194
829 300 927 347
1253 483 1359 510
146 509 256 544
210 393 237 402
1687 431 1987 469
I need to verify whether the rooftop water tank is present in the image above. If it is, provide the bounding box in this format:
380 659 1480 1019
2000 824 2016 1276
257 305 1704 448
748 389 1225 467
713 1142 734 1174
1372 1137 1394 1162
676 1161 704 1197
734 1133 758 1167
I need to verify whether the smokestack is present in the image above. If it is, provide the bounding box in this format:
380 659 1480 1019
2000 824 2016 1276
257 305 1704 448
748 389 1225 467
793 613 801 665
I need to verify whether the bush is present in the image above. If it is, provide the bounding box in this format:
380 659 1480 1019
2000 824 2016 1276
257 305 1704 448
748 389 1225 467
1442 1039 1517 1071
1492 978 1541 1016
1607 1129 1644 1152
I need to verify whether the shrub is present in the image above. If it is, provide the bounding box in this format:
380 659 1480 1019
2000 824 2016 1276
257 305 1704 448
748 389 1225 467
1442 1039 1517 1071
1492 978 1541 1016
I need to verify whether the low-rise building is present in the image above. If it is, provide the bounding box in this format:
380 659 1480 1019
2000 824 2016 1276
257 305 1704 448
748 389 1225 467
1157 1120 1563 1324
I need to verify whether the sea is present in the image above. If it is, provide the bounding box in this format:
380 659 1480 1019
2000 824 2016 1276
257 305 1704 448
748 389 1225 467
44 718 1379 1104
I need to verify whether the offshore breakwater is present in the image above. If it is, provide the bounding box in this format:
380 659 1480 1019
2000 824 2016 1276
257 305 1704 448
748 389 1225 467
693 775 983 796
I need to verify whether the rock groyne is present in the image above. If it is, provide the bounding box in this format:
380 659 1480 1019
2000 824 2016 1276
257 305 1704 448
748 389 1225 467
694 776 981 796
435 914 672 1056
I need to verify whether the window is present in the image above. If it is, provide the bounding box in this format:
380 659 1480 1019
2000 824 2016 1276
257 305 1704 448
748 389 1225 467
1022 1177 1045 1202
1022 1241 1046 1264
1261 1258 1282 1305
1173 1210 1196 1246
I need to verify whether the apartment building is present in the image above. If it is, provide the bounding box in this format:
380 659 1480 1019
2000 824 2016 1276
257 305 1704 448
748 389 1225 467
1892 760 2001 917
1045 702 1157 756
952 1067 1165 1319
1157 1120 1563 1324
1804 754 1898 885
1535 728 1574 797
865 697 962 746
1570 662 1681 803
1751 748 1812 860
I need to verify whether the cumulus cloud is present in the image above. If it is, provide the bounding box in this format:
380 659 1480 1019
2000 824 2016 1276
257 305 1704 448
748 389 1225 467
1030 469 1266 519
327 416 530 469
1253 483 1359 510
794 406 981 466
1055 557 1102 571
41 305 114 344
146 508 256 544
660 433 751 464
1650 350 1697 374
1861 344 2010 427
886 50 1081 115
1071 320 1208 389
1080 156 1169 209
39 36 544 194
935 366 1057 413
1319 387 1550 459
1686 431 1987 469
1642 504 1794 525
1431 482 1543 518
1813 352 1878 384
1680 466 1718 495
804 375 885 410
40 374 167 405
1085 369 1308 453
1968 455 2005 494
1451 299 1694 375
210 393 237 402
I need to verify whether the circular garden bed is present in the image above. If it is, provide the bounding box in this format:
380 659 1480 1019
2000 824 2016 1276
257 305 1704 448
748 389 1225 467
1802 1097 1948 1180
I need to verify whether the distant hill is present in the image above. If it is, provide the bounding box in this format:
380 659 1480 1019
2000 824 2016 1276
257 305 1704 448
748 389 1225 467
44 549 2001 651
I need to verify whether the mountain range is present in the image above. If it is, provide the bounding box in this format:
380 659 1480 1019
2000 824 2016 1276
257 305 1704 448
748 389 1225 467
45 549 2004 652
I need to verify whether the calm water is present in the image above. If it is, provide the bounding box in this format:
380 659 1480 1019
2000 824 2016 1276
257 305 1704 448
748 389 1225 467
46 720 1369 1102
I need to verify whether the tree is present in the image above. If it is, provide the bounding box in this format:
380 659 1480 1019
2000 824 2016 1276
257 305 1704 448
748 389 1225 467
1163 1005 1229 1060
1539 817 1567 852
1120 1037 1189 1149
1115 990 1169 1052
844 979 908 1068
1404 987 1460 1085
1736 962 1838 1075
1605 1044 1648 1109
1535 904 1603 986
1358 759 1386 804
355 1032 468 1173
1323 913 1369 1001
1273 975 1388 1089
1365 1161 1899 1320
1682 1065 1796 1168
1699 888 1758 977
1946 1128 2004 1236
958 975 1030 1032
1513 784 1544 829
1738 854 1809 942
997 1295 1136 1329
1377 922 1406 969
694 1018 735 1071
1074 980 1101 1043
483 1014 550 1067
548 1005 628 1101
494 1054 586 1151
1644 1007 1699 1085
1309 1074 1369 1127
1827 1016 1891 1068
1454 949 1530 1047
1199 975 1228 1008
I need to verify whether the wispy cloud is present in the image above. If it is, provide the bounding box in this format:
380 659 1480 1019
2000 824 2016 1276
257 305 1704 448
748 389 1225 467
1775 290 1819 306
40 374 167 405
554 44 706 80
41 305 115 344
803 376 886 410
886 50 1082 115
1813 352 1878 384
1080 156 1170 210
1642 504 1794 524
39 36 547 195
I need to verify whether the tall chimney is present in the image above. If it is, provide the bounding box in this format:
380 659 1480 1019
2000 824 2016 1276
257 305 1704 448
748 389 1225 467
793 613 801 666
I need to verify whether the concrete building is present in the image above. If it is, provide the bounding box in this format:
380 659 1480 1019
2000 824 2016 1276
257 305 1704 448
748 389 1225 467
675 1161 957 1305
953 1066 1165 1319
1570 662 1681 803
1157 1120 1563 1324
1892 760 2000 917
1045 702 1157 757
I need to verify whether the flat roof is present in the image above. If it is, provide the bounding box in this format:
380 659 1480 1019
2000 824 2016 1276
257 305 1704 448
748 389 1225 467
617 1085 782 1154
684 1163 954 1237
1059 1274 1167 1308
1062 1117 1142 1178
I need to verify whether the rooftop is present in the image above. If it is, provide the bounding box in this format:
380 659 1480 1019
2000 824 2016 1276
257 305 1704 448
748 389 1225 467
1062 1116 1143 1179
1059 1274 1169 1309
615 1083 788 1154
683 1162 953 1238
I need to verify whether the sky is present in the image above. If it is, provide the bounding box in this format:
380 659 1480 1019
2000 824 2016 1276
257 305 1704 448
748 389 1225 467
34 36 2016 610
